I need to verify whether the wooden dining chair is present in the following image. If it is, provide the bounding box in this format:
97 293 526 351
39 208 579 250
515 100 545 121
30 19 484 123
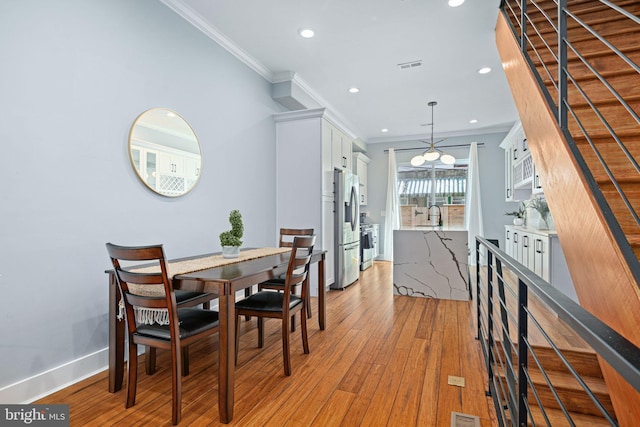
235 235 316 376
106 243 220 425
258 228 315 323
145 288 217 375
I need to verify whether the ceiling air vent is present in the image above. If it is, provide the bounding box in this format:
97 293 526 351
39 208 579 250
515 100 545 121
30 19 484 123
398 60 423 70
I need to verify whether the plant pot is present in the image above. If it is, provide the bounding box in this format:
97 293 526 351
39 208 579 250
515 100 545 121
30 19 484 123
513 217 524 226
222 246 240 258
536 217 548 230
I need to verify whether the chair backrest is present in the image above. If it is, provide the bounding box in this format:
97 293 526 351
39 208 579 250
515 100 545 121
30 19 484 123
106 243 179 333
282 235 316 308
278 228 314 248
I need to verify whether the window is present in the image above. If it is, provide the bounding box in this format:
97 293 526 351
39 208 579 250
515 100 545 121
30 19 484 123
398 166 468 228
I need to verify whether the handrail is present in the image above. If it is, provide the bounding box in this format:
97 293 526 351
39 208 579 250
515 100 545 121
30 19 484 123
476 236 640 426
499 0 640 288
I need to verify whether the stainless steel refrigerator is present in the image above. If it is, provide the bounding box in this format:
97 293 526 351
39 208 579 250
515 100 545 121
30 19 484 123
331 169 360 290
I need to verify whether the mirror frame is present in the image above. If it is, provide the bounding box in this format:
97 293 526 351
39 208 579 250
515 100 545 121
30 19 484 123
128 108 202 197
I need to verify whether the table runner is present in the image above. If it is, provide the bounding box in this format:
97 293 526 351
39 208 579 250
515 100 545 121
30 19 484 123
119 247 291 324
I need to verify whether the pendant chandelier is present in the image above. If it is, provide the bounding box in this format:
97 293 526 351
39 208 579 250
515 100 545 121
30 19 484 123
410 101 456 166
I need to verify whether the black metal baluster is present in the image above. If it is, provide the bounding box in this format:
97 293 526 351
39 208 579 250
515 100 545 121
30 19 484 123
517 278 529 427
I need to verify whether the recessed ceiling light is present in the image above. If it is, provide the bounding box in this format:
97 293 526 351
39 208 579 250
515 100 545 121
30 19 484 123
478 67 492 74
469 119 478 124
298 28 315 38
448 0 465 7
349 87 360 93
381 128 389 133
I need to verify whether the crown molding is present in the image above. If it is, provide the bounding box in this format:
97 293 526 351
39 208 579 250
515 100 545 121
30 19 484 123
159 0 273 81
273 108 326 123
366 122 515 145
272 71 297 84
159 1 366 140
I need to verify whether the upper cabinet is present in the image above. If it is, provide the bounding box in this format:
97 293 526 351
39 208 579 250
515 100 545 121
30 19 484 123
501 121 542 201
352 152 371 205
331 126 352 171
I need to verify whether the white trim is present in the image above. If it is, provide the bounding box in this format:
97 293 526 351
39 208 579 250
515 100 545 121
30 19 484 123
158 0 366 142
158 0 273 81
273 108 326 123
0 349 108 404
291 74 363 139
367 123 516 145
272 71 297 84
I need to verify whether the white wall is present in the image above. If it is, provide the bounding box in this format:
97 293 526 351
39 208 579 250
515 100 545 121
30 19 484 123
362 131 516 258
0 0 283 398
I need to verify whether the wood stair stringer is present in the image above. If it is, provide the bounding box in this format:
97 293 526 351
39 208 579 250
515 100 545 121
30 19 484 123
496 9 640 425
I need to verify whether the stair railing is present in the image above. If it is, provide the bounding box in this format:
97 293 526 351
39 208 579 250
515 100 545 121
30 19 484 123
499 0 640 286
476 237 640 426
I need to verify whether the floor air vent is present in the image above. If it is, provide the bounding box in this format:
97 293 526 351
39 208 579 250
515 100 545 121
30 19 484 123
450 412 480 427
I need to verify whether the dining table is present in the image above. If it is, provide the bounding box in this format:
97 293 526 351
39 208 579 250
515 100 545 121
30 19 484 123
107 248 327 423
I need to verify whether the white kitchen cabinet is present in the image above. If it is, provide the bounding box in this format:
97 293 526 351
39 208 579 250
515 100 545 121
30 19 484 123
532 164 544 194
158 151 184 177
131 143 203 196
504 147 514 201
504 225 578 302
511 228 521 262
274 108 354 291
184 157 201 189
501 121 540 201
331 126 352 170
531 234 550 281
321 120 334 198
505 227 513 257
520 232 534 268
352 152 370 205
372 224 379 259
322 196 336 289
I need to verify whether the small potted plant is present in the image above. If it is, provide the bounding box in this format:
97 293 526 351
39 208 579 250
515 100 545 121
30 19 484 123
219 209 244 258
529 197 551 230
505 202 526 226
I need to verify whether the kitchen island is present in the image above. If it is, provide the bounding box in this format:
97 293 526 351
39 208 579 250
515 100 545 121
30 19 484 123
393 227 469 301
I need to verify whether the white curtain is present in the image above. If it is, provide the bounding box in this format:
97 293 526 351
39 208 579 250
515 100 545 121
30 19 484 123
383 149 400 261
465 142 484 265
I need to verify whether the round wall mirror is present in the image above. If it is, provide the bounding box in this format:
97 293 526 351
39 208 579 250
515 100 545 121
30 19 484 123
128 108 202 197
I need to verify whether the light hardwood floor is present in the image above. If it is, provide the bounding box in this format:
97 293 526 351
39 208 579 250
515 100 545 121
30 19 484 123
37 261 497 426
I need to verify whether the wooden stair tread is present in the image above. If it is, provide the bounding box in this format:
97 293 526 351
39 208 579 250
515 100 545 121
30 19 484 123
497 344 604 379
513 405 613 427
597 174 640 186
570 126 640 140
526 369 610 395
532 25 640 48
533 13 638 36
536 64 637 83
527 0 639 20
625 234 640 245
569 94 640 109
530 44 640 65
532 29 640 51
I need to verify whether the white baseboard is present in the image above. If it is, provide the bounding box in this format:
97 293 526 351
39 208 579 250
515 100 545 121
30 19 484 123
0 348 109 404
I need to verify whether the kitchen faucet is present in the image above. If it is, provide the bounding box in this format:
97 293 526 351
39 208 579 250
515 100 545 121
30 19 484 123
427 204 442 226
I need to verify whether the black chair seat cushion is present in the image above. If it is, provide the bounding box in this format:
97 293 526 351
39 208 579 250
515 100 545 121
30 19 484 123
258 276 285 288
135 308 219 340
235 291 302 312
174 289 215 304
